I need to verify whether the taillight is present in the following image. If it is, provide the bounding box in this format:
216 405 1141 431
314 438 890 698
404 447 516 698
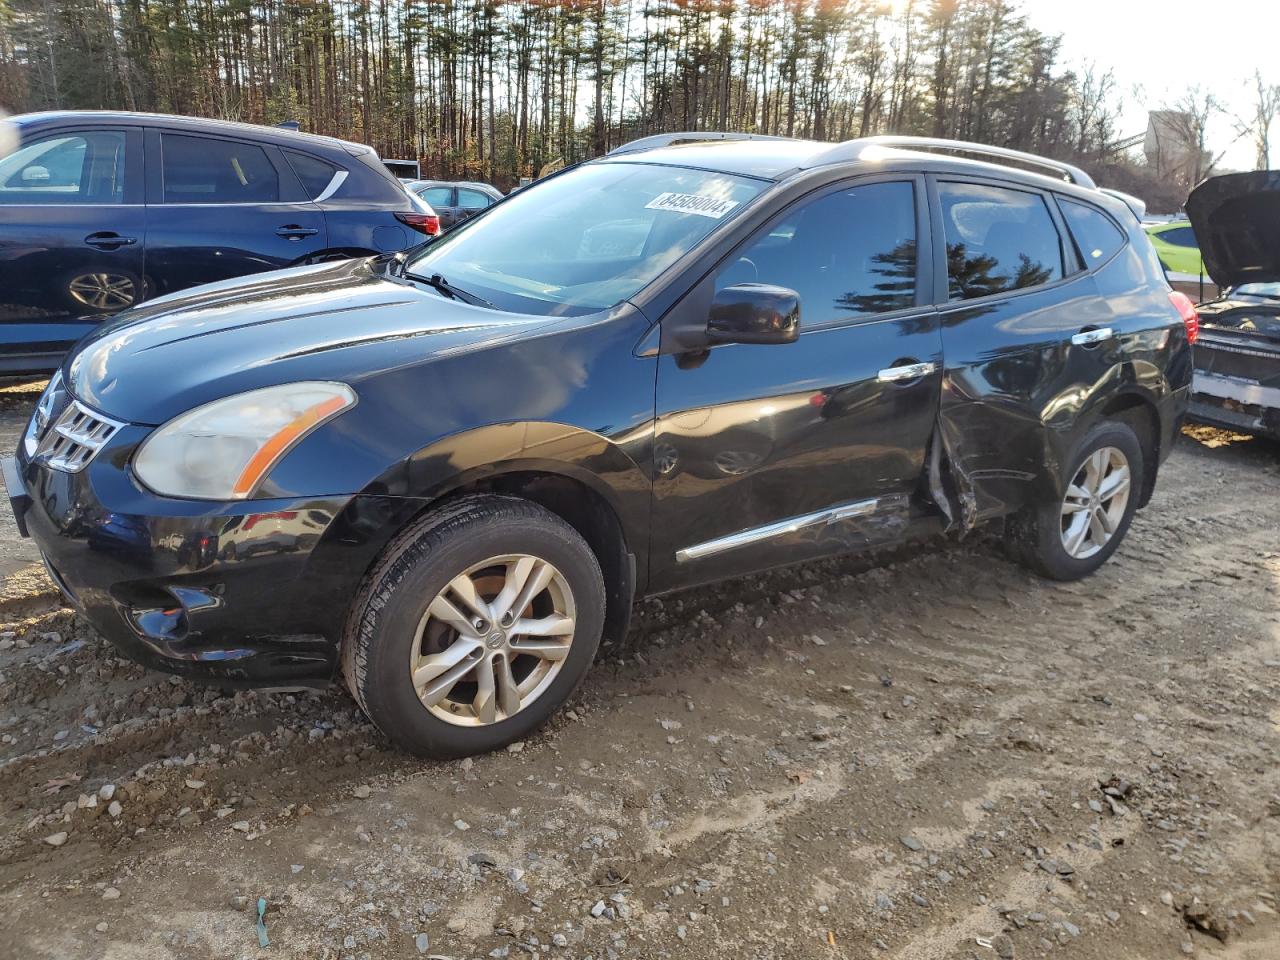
1168 290 1199 345
396 212 440 236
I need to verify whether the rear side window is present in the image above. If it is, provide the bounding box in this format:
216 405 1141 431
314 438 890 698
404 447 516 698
1158 225 1197 247
285 151 339 199
1059 198 1125 265
716 180 918 322
162 134 279 204
457 187 491 210
938 181 1064 300
420 186 452 207
0 131 126 204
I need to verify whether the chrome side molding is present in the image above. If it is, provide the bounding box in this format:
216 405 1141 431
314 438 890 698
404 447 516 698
675 496 887 563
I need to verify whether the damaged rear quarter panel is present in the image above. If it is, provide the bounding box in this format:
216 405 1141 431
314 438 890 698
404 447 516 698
937 242 1189 526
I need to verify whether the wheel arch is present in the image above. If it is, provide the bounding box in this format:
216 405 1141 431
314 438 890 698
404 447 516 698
341 421 651 650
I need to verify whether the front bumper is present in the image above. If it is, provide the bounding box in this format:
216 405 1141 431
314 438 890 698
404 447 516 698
6 450 413 686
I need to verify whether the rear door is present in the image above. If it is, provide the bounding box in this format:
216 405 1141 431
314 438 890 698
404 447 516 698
419 185 458 229
455 186 494 226
0 125 146 370
929 176 1113 521
143 129 327 297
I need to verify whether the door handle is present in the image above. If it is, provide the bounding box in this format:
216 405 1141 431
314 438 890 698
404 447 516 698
1071 327 1113 346
84 232 137 249
877 361 937 383
276 225 319 239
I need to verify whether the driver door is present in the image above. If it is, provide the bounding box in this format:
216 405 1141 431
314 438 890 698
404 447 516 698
649 176 943 591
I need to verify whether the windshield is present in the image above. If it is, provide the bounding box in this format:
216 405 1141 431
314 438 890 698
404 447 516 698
404 162 766 316
1233 282 1280 298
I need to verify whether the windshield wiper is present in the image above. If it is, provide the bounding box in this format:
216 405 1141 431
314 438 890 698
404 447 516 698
405 271 494 308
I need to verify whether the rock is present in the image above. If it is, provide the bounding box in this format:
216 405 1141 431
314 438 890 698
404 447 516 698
184 779 206 790
230 896 249 911
1088 798 1104 813
102 887 121 900
875 893 894 911
95 923 108 933
291 864 303 874
911 893 930 907
453 819 470 831
551 932 568 947
98 784 116 801
900 836 923 851
43 832 68 847
1160 892 1174 906
507 741 524 753
107 800 122 818
590 900 607 918
1027 912 1047 923
414 932 430 953
446 918 466 933
1063 920 1080 937
1105 910 1121 922
231 820 251 833
991 934 1015 958
353 785 372 799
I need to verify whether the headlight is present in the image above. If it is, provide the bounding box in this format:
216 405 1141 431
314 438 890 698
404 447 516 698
133 382 357 500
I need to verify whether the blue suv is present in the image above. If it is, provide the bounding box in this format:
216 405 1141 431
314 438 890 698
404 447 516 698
0 111 437 374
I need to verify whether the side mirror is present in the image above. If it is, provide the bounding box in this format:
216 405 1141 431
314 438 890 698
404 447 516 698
707 283 800 345
21 165 49 182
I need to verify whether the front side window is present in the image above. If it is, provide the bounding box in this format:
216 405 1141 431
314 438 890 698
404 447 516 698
457 187 491 210
162 134 279 204
715 180 918 322
1059 198 1125 265
0 131 126 204
939 181 1064 301
406 162 766 316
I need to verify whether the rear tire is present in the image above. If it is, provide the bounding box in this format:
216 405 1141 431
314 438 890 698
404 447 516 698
1008 420 1144 581
342 495 605 758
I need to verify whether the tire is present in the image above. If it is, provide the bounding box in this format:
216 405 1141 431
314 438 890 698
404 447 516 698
342 494 605 758
1008 420 1144 581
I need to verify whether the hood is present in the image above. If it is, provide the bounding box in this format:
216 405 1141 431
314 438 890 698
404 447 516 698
68 259 552 424
1185 169 1280 289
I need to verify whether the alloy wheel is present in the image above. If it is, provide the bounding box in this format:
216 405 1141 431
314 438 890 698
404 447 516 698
1060 446 1131 559
68 273 137 310
409 554 576 726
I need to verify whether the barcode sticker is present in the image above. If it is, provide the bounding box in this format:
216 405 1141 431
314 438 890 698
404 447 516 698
645 192 739 219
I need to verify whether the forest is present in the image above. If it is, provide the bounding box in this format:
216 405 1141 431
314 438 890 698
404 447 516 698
0 0 1134 191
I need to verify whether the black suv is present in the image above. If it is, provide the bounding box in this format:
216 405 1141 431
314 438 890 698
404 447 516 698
0 111 436 374
3 134 1192 758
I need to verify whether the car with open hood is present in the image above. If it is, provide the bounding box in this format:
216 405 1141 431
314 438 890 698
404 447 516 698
2 133 1192 758
1184 169 1280 440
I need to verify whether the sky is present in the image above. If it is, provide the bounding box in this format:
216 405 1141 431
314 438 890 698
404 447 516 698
1021 0 1276 170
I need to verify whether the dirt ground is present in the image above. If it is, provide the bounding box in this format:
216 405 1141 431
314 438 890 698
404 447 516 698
0 379 1277 960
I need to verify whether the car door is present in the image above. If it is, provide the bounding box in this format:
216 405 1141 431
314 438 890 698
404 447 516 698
929 176 1115 522
649 175 943 591
455 186 493 225
0 125 146 370
143 129 326 297
419 185 458 229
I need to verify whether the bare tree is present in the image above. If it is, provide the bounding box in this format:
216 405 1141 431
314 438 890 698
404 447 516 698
1234 69 1280 170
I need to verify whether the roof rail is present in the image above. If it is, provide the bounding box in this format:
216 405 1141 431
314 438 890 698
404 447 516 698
607 131 795 156
806 136 1097 189
1098 187 1146 222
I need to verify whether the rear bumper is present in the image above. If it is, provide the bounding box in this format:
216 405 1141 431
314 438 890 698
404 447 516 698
11 451 416 686
1189 371 1280 440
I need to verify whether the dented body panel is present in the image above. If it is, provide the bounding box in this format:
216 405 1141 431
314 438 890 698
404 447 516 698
9 141 1190 686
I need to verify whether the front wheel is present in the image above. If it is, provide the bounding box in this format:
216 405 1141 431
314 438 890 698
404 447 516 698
342 495 605 758
1008 421 1144 581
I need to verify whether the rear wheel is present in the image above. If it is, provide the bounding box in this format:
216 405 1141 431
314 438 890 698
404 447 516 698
342 495 605 758
1008 421 1143 581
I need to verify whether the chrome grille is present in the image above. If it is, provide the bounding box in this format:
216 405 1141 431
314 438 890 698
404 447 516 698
33 398 125 473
